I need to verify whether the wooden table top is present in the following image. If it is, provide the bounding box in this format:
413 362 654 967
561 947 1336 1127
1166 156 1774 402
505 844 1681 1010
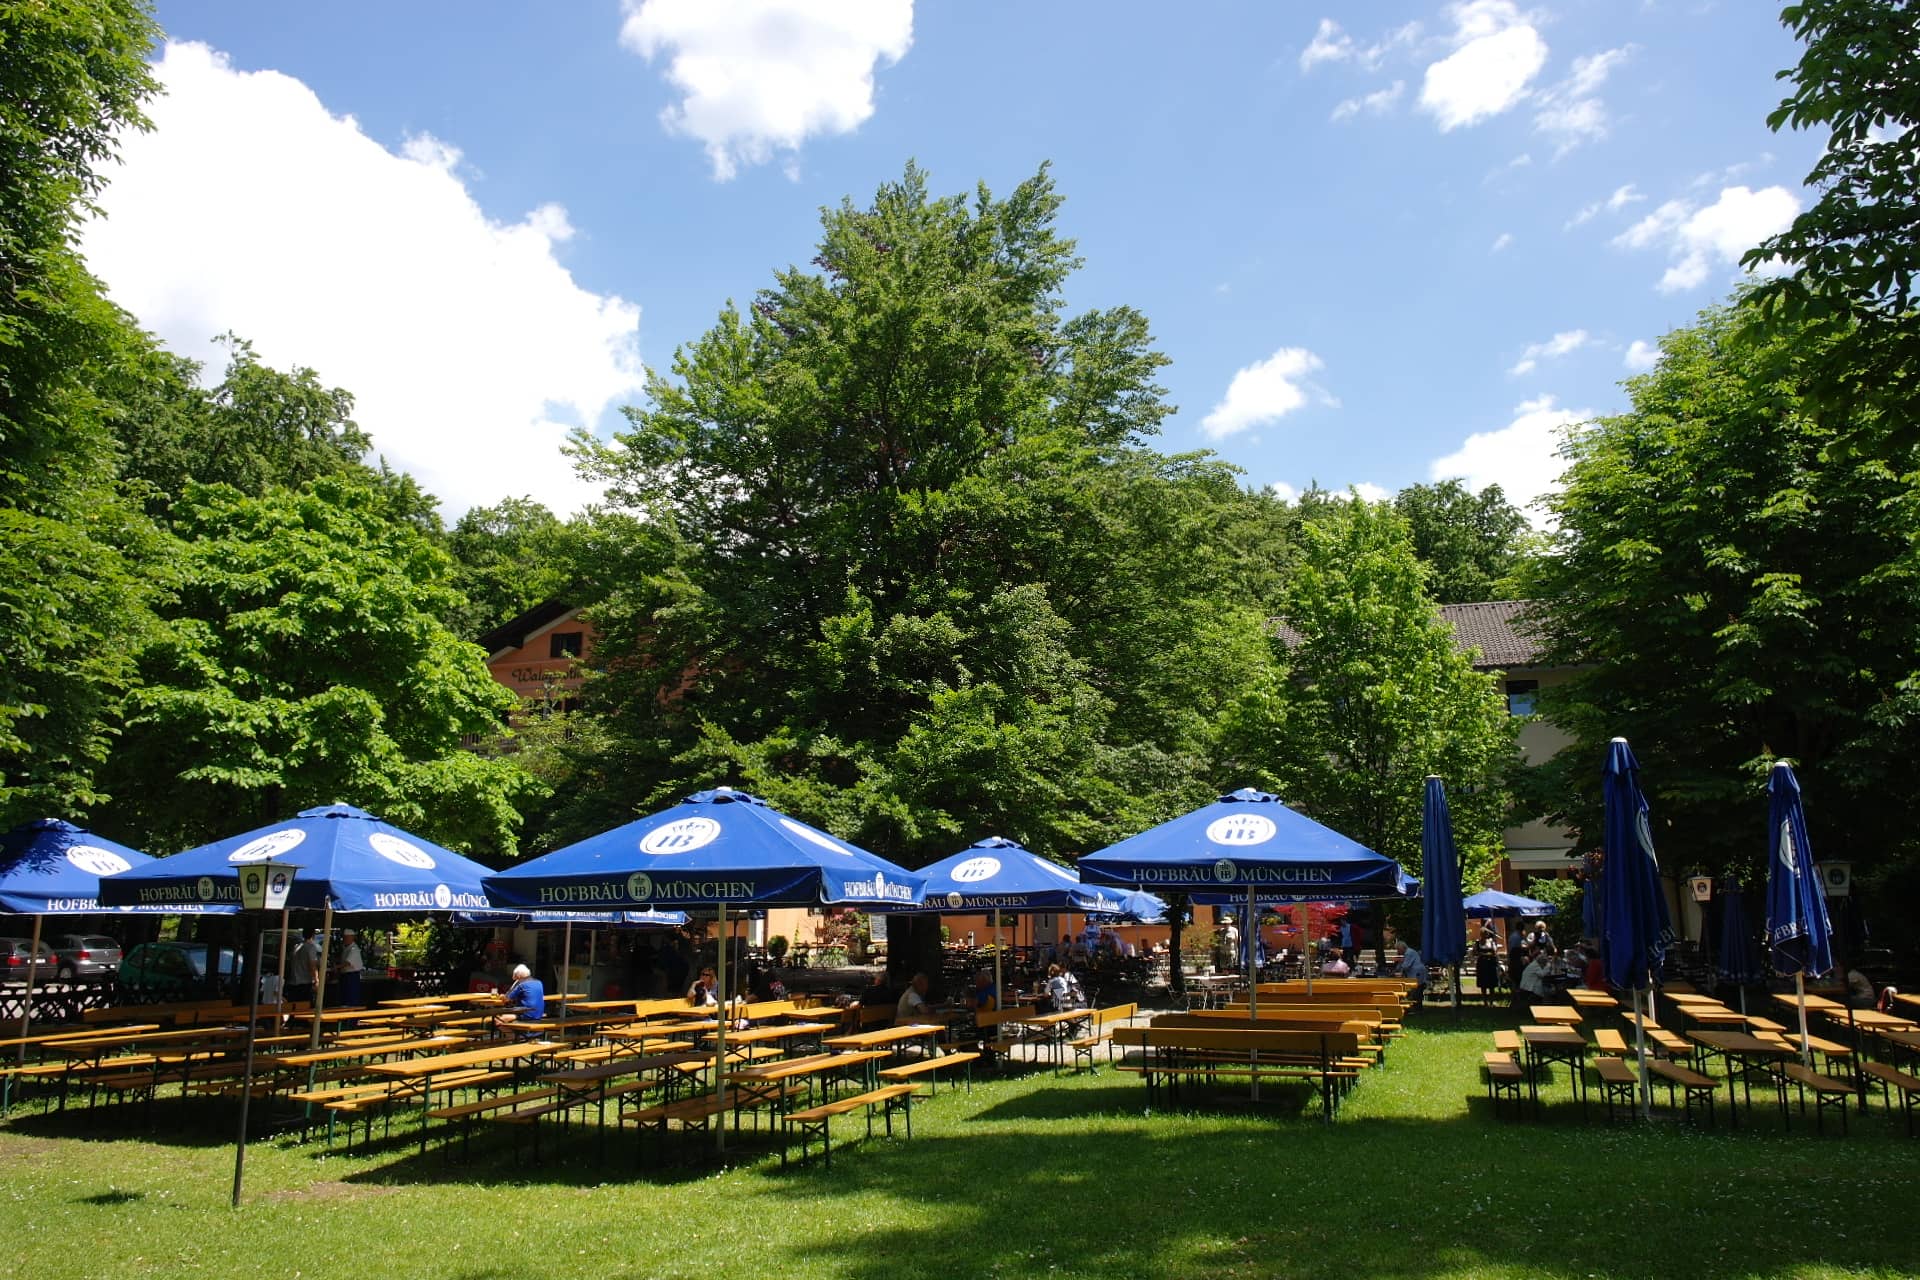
1676 1006 1747 1026
823 1023 943 1050
1519 1026 1585 1048
1663 992 1723 1006
365 1040 559 1079
540 1052 707 1088
705 1021 834 1047
1772 991 1845 1014
1527 1006 1583 1026
1689 1029 1797 1056
276 1035 462 1069
726 1050 889 1083
1838 1009 1917 1031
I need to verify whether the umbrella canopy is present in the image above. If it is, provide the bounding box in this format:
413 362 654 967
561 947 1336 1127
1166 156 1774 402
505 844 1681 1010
482 788 924 911
1462 889 1556 919
1077 788 1401 897
1600 739 1672 991
1093 890 1168 923
1581 866 1604 939
100 804 494 913
1716 883 1762 987
0 819 227 915
870 837 1124 915
1420 777 1467 969
1764 761 1833 979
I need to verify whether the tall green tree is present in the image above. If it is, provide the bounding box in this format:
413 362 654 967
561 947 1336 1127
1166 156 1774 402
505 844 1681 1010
0 0 164 825
97 477 538 858
1744 0 1920 422
1267 498 1516 883
1393 479 1533 604
1524 300 1920 886
573 164 1283 886
444 497 568 636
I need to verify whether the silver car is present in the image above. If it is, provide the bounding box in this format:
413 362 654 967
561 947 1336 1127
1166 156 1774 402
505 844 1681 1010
0 937 59 986
50 933 121 981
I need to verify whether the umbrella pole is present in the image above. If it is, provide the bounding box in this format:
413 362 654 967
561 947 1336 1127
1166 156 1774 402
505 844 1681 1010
1247 887 1259 1102
993 909 1002 1024
231 917 265 1208
561 921 573 1000
1795 971 1812 1066
714 903 728 1154
1633 987 1652 1119
1450 963 1460 1013
18 914 41 1051
273 905 291 1025
308 905 334 1052
1304 906 1314 997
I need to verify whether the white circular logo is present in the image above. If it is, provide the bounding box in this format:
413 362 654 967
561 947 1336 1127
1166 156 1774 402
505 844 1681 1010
65 845 130 877
197 875 216 899
1206 814 1277 847
1778 820 1797 874
639 817 722 855
227 828 307 863
433 883 452 909
369 832 436 869
627 872 653 901
874 871 886 896
946 890 965 909
1213 859 1237 883
952 856 1002 883
778 818 857 858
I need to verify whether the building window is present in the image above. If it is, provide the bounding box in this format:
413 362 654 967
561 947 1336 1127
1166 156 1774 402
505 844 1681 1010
549 630 584 660
1506 678 1538 716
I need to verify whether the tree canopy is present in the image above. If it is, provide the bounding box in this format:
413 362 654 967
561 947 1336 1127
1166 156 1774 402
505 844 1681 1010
1392 479 1533 604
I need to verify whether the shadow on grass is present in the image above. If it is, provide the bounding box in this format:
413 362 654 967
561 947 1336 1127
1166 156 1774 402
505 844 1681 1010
76 1187 144 1204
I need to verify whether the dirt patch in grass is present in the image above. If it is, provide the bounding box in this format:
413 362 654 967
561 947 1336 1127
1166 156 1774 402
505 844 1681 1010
0 1133 72 1159
263 1180 398 1205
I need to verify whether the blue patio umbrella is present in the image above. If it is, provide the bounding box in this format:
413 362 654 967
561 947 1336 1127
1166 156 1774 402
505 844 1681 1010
1462 890 1556 918
870 836 1125 1004
1765 761 1833 1063
0 819 232 1042
1080 788 1399 1032
103 804 505 1044
483 787 925 1149
1420 777 1467 1008
1581 866 1604 940
1601 738 1673 1116
1096 890 1168 923
1715 882 1761 1011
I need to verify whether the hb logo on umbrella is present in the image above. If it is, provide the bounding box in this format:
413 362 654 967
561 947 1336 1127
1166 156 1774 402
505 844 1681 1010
626 872 653 901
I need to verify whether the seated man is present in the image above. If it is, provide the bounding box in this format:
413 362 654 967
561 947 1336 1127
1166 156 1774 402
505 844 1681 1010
1321 948 1351 978
896 972 933 1023
493 963 547 1036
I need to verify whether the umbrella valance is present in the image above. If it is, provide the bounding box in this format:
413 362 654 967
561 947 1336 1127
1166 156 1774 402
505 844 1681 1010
0 819 230 915
99 804 495 913
482 788 924 910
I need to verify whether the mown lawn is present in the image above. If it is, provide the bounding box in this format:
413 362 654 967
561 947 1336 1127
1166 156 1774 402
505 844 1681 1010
3 1009 1917 1280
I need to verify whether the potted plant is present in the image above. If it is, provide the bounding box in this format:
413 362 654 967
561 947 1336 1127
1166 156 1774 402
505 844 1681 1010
767 934 789 964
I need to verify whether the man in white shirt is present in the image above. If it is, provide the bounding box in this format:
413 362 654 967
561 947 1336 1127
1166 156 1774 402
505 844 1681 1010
896 972 932 1023
338 929 366 1006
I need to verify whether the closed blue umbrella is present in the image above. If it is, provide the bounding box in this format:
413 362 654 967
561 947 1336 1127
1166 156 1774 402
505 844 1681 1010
484 787 924 1150
1581 865 1603 940
1715 882 1761 1011
1601 738 1673 1117
1420 777 1467 1008
1765 761 1833 1063
1462 889 1556 918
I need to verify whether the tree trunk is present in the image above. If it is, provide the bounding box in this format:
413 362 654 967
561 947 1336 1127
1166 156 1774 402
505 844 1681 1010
1166 893 1189 996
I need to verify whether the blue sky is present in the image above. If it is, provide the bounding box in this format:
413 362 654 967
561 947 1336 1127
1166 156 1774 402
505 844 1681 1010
82 1 1818 522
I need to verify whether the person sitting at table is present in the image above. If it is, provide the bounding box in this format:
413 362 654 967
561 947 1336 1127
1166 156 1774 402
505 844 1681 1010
1581 944 1608 992
687 966 719 1007
965 969 998 1013
1519 948 1556 1010
1846 962 1877 1009
1320 948 1351 977
896 972 933 1023
494 963 547 1035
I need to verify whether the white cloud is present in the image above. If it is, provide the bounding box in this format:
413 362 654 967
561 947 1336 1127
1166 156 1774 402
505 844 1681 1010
1268 480 1300 502
1430 394 1589 525
1300 18 1354 70
82 42 645 517
1419 1 1549 131
620 0 912 180
1200 347 1329 440
1611 184 1801 292
1331 80 1405 121
1490 231 1514 253
1532 45 1631 156
1508 329 1590 377
1351 482 1392 504
1624 339 1660 371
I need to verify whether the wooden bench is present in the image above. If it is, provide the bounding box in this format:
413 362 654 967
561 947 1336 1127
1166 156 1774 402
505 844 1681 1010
781 1083 919 1168
1591 1028 1630 1056
1066 1005 1137 1073
1491 1030 1521 1054
1482 1051 1525 1118
1590 1054 1639 1122
1776 1062 1852 1135
1860 1061 1920 1136
1647 1059 1722 1126
878 1050 981 1094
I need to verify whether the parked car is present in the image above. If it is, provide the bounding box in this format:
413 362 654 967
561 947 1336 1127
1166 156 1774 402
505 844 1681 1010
116 942 240 998
0 937 59 986
49 933 122 982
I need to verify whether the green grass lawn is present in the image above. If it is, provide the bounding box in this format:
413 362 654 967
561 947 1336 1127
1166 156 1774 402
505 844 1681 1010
4 1011 1918 1280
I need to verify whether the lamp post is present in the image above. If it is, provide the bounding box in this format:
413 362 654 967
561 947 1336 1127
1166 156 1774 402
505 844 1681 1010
233 860 296 1208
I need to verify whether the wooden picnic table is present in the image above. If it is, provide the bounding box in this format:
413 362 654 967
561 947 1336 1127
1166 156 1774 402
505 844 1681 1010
704 1021 835 1054
1673 1004 1748 1028
1527 1005 1583 1026
274 1034 460 1070
1518 1025 1587 1110
725 1049 889 1111
538 1050 710 1132
365 1039 562 1142
1663 992 1724 1006
1566 990 1618 1008
1689 1029 1795 1122
823 1023 944 1085
1 1023 161 1054
1834 1008 1916 1033
1773 991 1846 1015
